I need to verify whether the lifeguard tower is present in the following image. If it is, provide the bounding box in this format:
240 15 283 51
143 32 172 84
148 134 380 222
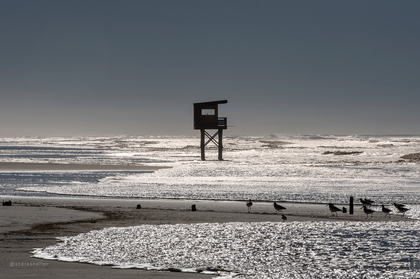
193 100 228 161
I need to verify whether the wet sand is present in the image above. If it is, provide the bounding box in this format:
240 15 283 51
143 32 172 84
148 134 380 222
0 195 411 279
0 162 168 171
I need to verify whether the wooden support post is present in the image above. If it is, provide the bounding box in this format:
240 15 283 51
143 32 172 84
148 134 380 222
200 129 205 161
349 196 354 214
218 128 223 161
200 128 223 161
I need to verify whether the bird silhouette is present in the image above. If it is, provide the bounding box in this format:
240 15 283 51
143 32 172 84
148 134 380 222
327 203 342 216
393 202 410 217
246 199 253 212
273 202 286 213
359 198 374 207
381 204 391 218
397 206 410 217
362 205 375 219
282 214 287 221
393 202 405 210
364 198 375 203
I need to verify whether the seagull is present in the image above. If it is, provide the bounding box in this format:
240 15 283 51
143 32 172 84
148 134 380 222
326 203 342 216
397 206 410 217
362 205 375 219
246 199 253 212
360 198 374 207
393 202 405 210
273 202 286 213
364 198 375 204
282 214 287 221
393 202 410 216
381 204 391 218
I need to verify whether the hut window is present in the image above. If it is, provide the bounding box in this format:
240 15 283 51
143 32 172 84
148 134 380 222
202 109 215 115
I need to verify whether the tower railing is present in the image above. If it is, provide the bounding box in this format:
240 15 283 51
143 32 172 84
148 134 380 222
218 117 227 128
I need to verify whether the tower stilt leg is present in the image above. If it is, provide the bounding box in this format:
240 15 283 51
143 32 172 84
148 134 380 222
218 128 223 161
200 129 205 161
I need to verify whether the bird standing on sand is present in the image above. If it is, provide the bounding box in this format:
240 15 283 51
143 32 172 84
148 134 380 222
273 202 286 213
327 203 342 216
397 207 410 217
360 198 374 207
393 202 410 217
393 202 405 210
362 205 375 219
365 198 375 204
246 199 253 212
282 214 287 221
381 205 391 218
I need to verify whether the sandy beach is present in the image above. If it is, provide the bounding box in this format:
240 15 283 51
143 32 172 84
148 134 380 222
1 195 412 279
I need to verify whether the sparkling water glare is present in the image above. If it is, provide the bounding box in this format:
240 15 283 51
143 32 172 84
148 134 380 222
12 134 420 206
3 135 420 278
33 221 420 278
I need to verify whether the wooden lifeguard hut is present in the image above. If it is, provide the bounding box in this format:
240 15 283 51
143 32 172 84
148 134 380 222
193 100 228 161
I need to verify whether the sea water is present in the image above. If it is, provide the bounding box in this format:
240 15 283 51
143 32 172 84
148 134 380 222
1 134 420 278
33 221 420 278
2 134 419 205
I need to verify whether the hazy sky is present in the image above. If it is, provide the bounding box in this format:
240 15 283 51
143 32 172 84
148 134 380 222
1 0 419 137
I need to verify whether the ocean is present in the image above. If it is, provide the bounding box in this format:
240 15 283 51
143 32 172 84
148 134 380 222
2 134 420 204
2 134 420 278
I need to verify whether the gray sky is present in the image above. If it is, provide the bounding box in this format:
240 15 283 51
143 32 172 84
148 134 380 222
1 0 419 137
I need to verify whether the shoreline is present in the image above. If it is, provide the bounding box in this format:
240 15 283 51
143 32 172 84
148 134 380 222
1 194 415 279
0 162 170 171
1 197 216 279
1 196 413 278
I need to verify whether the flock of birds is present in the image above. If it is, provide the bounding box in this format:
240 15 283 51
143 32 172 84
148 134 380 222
328 198 410 219
246 198 410 220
